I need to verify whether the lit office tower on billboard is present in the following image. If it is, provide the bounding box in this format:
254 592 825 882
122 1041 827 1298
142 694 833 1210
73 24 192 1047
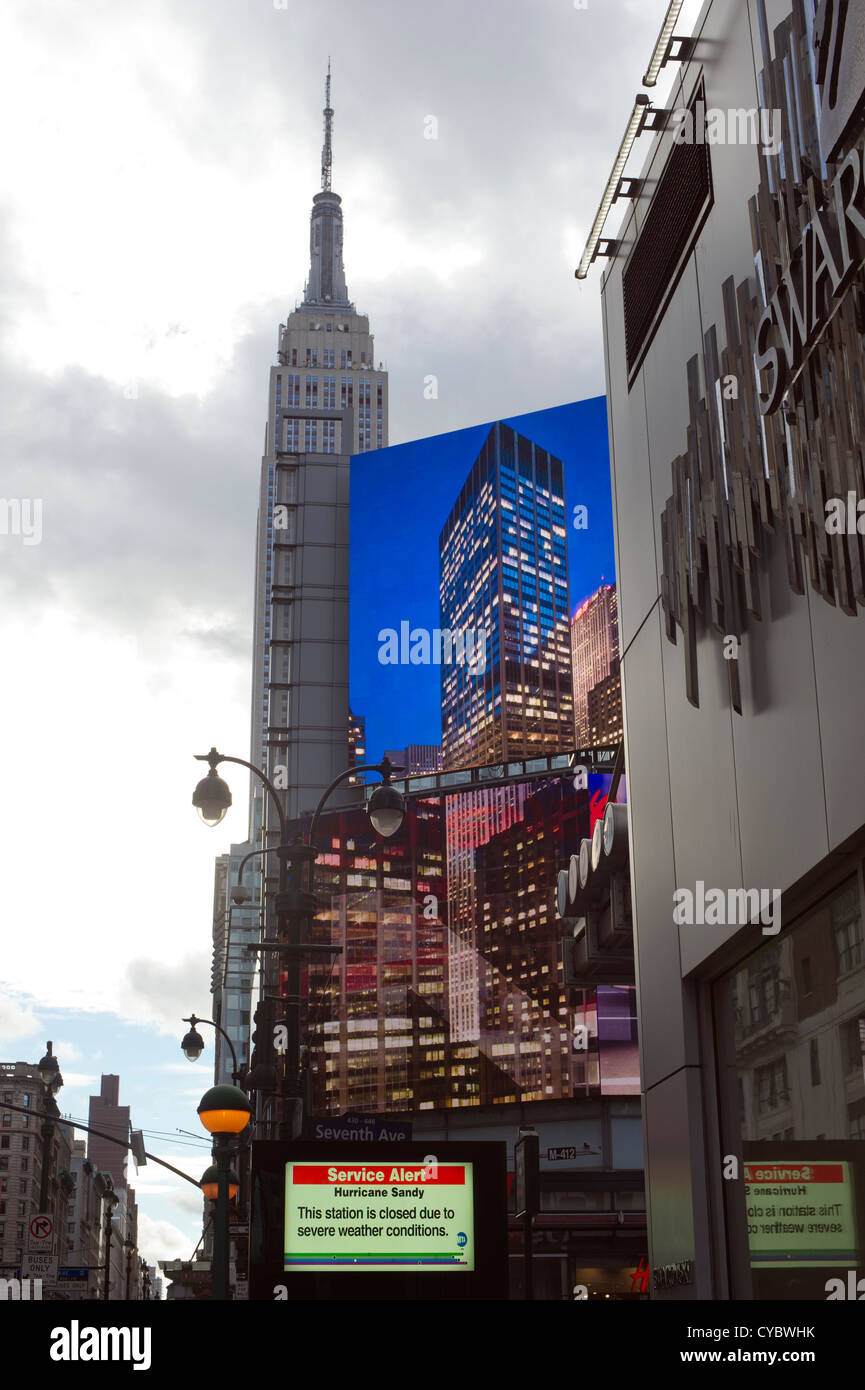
571 584 619 747
439 423 572 771
249 66 389 821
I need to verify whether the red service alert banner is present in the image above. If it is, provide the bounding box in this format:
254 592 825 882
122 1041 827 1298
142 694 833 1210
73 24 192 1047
744 1164 846 1184
292 1164 466 1186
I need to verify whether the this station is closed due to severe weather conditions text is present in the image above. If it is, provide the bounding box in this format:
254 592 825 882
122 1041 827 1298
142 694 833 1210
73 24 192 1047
283 1161 476 1271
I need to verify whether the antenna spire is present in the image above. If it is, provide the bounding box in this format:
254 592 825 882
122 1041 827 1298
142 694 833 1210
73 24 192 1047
321 59 333 192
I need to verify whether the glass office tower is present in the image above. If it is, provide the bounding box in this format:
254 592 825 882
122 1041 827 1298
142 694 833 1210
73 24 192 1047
439 422 573 771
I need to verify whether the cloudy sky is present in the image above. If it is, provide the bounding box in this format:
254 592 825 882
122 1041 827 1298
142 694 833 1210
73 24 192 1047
0 0 702 1272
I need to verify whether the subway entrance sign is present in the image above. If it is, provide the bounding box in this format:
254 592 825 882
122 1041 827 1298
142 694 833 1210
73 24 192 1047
250 1141 507 1300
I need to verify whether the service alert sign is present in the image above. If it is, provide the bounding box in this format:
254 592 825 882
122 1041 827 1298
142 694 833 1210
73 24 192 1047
284 1160 475 1271
744 1161 858 1266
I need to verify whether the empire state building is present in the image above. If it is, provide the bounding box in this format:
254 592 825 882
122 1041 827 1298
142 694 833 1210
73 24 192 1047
250 66 389 821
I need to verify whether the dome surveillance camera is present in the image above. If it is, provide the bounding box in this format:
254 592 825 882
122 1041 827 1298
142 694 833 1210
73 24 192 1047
230 884 251 906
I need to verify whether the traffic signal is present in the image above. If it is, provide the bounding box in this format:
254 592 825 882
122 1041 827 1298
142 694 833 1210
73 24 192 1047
130 1130 148 1169
247 997 279 1093
250 998 274 1062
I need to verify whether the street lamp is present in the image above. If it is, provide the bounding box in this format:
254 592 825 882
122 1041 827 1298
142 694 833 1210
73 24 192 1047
197 1084 251 1302
368 779 406 838
37 1041 62 1093
192 747 406 1136
197 1084 252 1137
37 1042 63 1213
200 1163 239 1201
94 1173 119 1302
192 767 233 826
180 1014 243 1085
181 1022 205 1061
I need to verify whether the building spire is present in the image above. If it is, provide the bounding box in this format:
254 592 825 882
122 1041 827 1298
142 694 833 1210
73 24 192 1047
321 59 333 192
301 60 351 309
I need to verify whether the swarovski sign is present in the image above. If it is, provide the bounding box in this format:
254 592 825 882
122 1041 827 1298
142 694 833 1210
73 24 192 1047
815 0 865 161
754 143 865 414
753 1 865 413
658 0 865 714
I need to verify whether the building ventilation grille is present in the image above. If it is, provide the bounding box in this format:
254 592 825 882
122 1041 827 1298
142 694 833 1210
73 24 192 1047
623 78 713 383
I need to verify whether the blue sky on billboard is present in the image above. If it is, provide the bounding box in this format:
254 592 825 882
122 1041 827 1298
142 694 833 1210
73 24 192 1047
349 396 614 761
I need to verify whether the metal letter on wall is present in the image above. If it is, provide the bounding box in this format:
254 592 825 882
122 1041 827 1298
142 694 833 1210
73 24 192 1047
660 0 865 713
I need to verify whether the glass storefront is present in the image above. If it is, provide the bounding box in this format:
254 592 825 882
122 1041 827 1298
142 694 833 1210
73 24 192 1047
714 870 865 1298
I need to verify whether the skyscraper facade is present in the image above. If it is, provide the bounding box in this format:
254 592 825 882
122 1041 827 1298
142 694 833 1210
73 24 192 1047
587 658 623 745
249 68 388 823
87 1075 129 1189
300 797 448 1114
0 1060 73 1283
210 842 261 1086
439 422 573 771
384 745 443 775
570 584 619 746
347 708 366 785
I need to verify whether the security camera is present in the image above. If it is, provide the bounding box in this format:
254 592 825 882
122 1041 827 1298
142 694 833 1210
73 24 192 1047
230 883 251 906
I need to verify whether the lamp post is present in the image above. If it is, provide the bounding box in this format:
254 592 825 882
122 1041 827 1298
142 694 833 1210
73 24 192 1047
94 1172 119 1302
197 1084 251 1301
192 748 406 1136
180 1014 243 1086
37 1042 63 1214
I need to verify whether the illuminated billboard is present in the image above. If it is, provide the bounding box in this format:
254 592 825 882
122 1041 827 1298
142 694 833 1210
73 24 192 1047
292 764 638 1117
250 1141 508 1300
284 1158 475 1271
349 397 616 768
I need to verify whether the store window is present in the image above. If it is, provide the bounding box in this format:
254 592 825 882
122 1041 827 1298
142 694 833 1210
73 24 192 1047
714 873 865 1298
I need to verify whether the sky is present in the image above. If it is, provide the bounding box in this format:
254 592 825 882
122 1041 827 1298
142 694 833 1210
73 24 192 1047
0 0 704 1273
349 397 614 760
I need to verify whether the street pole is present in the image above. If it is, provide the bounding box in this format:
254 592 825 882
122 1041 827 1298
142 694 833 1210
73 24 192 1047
212 1135 231 1301
195 749 402 1143
275 840 317 1139
39 1095 55 1212
103 1206 113 1301
523 1209 534 1302
514 1128 539 1301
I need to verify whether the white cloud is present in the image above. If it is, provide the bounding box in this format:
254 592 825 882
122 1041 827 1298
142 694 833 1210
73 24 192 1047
55 1072 100 1091
0 991 42 1047
137 1211 198 1270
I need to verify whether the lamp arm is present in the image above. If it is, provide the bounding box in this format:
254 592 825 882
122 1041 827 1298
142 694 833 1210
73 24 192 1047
184 1014 241 1082
308 762 395 849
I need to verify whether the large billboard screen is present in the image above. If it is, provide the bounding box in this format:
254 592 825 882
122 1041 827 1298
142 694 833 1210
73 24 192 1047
349 397 616 767
293 763 637 1117
284 1158 475 1271
285 397 633 1120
